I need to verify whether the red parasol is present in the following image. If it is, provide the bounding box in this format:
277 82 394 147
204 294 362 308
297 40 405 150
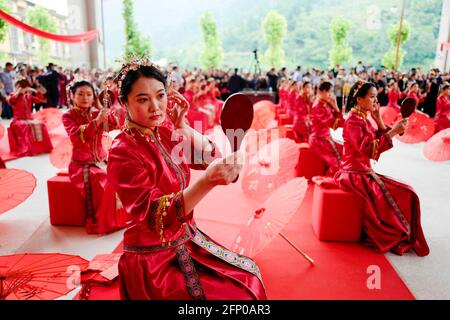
50 138 72 169
423 128 450 162
251 100 276 130
232 178 313 263
33 108 63 131
0 253 89 300
0 169 37 215
0 123 5 140
241 138 299 202
243 128 280 157
379 106 400 127
396 112 436 144
241 166 285 203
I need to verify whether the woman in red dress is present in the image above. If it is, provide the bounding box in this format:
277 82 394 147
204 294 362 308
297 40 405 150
108 60 266 300
193 81 216 128
206 79 223 124
406 82 424 108
434 82 450 133
309 81 344 176
7 81 53 157
183 78 212 134
62 80 126 234
387 80 401 109
102 75 126 129
293 82 313 143
335 80 430 257
287 81 299 119
278 79 288 110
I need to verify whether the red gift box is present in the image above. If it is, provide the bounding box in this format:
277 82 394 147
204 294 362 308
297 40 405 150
47 175 86 226
295 143 326 180
311 179 363 242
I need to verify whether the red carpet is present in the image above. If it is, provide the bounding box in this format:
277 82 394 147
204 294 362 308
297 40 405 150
78 171 414 300
74 127 414 300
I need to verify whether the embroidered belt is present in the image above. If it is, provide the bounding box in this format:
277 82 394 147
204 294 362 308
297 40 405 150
339 169 411 235
191 229 264 285
311 136 342 163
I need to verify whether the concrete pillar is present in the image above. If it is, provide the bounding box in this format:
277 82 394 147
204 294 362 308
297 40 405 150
435 0 450 72
66 0 104 69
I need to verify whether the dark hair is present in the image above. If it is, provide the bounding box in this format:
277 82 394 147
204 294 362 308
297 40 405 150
5 62 13 67
69 80 97 106
346 81 376 111
318 81 333 92
119 65 166 101
302 81 311 89
440 82 450 94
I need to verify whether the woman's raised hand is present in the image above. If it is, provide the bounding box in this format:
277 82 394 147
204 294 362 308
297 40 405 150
389 118 408 138
167 89 190 129
371 101 381 120
95 108 110 125
204 152 244 186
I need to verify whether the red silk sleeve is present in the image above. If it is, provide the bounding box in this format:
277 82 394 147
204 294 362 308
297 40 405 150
108 144 188 240
345 121 393 161
62 112 98 144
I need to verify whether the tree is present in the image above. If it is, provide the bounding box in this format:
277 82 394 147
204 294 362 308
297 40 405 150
262 10 287 69
328 17 353 68
0 0 11 44
199 11 224 69
26 6 57 66
382 20 410 70
123 0 151 57
0 0 12 62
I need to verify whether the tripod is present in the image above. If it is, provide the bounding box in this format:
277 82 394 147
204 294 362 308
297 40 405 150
247 49 263 92
251 49 262 75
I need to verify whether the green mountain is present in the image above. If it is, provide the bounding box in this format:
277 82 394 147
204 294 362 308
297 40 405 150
105 0 443 71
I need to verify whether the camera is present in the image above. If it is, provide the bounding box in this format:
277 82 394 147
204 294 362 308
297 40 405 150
253 49 258 60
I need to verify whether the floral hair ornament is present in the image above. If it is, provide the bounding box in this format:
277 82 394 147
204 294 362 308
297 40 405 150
115 55 160 95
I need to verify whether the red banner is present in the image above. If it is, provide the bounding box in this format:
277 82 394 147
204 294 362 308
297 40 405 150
0 9 98 43
441 42 450 51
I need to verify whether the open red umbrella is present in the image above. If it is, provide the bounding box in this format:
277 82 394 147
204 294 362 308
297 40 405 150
380 106 400 127
244 128 280 157
241 165 285 203
423 128 450 162
251 100 276 130
50 138 72 169
0 169 37 215
33 108 63 131
50 136 113 169
255 138 298 181
0 253 89 300
241 138 299 202
0 123 5 140
397 111 436 144
233 178 313 263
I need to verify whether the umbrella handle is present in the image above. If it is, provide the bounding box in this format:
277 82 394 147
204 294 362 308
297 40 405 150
399 116 408 136
279 233 314 264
